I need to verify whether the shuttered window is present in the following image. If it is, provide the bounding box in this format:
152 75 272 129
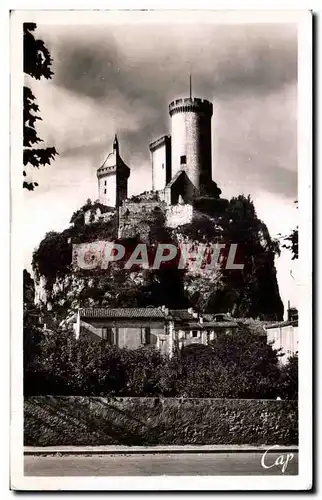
142 327 151 345
102 328 114 344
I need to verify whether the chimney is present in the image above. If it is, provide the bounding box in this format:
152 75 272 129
188 307 194 315
161 305 169 316
199 316 204 324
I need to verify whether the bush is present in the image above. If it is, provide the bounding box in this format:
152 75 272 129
24 324 297 400
279 354 298 400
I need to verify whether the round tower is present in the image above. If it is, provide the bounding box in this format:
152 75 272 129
169 97 213 195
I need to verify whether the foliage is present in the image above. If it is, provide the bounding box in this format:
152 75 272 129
176 195 283 319
32 230 72 286
159 325 283 399
23 23 58 190
32 193 283 320
23 269 43 391
24 324 297 400
24 332 169 397
127 191 160 203
280 228 298 260
279 354 298 400
278 201 298 260
23 269 34 306
183 268 223 312
210 325 283 399
69 199 114 227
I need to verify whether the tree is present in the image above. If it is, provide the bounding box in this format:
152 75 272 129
177 195 283 319
32 193 284 320
23 23 58 190
162 324 283 399
281 228 298 260
279 201 298 260
210 324 283 399
279 354 298 400
23 269 44 394
23 268 35 307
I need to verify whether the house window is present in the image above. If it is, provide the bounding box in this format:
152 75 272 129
104 189 106 194
180 155 186 165
102 328 114 344
144 327 151 345
162 163 164 169
192 330 198 338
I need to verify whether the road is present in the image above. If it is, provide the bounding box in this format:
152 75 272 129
24 452 298 476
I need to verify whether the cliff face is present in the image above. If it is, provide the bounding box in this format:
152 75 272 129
32 194 284 324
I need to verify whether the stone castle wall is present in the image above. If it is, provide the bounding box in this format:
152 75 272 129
119 199 166 239
119 198 195 235
165 203 194 228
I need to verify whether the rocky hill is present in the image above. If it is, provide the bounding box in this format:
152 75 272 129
31 193 284 326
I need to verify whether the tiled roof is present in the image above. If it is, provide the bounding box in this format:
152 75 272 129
213 313 232 322
265 320 298 329
177 321 238 330
149 135 170 152
80 308 166 319
178 322 203 329
97 153 130 174
174 321 238 329
203 321 239 328
165 170 187 189
203 314 215 322
79 307 240 326
169 309 195 321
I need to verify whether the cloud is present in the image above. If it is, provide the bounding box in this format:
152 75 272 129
39 23 297 100
32 22 297 176
213 83 297 198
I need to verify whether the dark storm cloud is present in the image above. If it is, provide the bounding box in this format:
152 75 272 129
49 23 297 101
40 23 297 167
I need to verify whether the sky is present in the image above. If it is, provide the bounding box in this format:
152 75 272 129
23 17 299 315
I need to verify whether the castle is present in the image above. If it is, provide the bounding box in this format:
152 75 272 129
95 95 223 230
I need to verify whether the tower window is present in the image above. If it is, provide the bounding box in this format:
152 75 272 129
162 163 164 169
104 180 107 185
104 189 106 194
192 330 198 338
180 155 186 165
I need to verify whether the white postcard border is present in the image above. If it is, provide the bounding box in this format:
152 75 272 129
10 8 312 491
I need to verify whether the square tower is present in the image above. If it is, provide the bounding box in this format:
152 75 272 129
97 136 130 208
149 135 172 192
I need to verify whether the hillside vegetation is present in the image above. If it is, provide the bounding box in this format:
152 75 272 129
31 194 283 324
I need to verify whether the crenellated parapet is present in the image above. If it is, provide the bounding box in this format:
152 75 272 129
169 97 213 117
